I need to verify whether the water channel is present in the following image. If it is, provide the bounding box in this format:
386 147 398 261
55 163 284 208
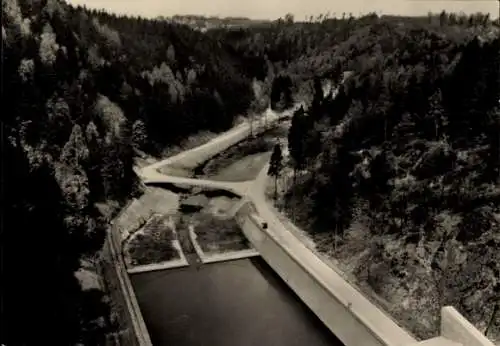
131 257 345 346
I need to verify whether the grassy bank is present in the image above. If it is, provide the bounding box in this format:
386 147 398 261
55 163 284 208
187 213 251 254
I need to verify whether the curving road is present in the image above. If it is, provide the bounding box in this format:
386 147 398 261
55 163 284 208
139 104 302 182
137 86 414 345
135 84 477 346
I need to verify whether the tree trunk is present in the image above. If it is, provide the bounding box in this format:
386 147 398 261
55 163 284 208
250 114 253 137
274 176 278 200
497 130 500 184
384 118 388 141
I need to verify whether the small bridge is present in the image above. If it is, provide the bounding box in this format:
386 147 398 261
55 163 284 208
140 171 250 196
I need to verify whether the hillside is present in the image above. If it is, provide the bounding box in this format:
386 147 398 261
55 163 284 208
210 12 499 92
2 0 256 344
252 14 500 342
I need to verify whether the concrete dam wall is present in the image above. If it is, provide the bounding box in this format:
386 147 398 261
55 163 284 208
236 203 495 346
235 207 416 346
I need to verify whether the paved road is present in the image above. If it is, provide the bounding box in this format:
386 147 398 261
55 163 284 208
139 104 303 192
140 104 302 181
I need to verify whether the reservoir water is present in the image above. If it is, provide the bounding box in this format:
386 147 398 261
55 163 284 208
131 257 345 346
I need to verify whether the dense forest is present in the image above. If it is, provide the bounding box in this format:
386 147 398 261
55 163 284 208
2 0 500 344
225 11 500 340
2 0 256 344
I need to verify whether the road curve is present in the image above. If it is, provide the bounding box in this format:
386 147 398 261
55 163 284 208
139 104 302 181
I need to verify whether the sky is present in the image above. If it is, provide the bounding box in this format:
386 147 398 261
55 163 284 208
65 0 499 20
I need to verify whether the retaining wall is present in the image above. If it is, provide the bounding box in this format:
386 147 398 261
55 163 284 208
100 210 152 346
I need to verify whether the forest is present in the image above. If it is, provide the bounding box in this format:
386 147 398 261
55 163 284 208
2 0 256 344
2 0 499 344
242 11 500 340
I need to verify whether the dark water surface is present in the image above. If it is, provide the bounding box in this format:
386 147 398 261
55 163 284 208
131 257 345 346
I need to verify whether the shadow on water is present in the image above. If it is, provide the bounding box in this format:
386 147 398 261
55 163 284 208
131 257 345 346
196 188 240 199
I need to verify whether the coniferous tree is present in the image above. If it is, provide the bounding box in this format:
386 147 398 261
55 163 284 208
288 106 307 182
268 143 284 200
310 76 324 120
